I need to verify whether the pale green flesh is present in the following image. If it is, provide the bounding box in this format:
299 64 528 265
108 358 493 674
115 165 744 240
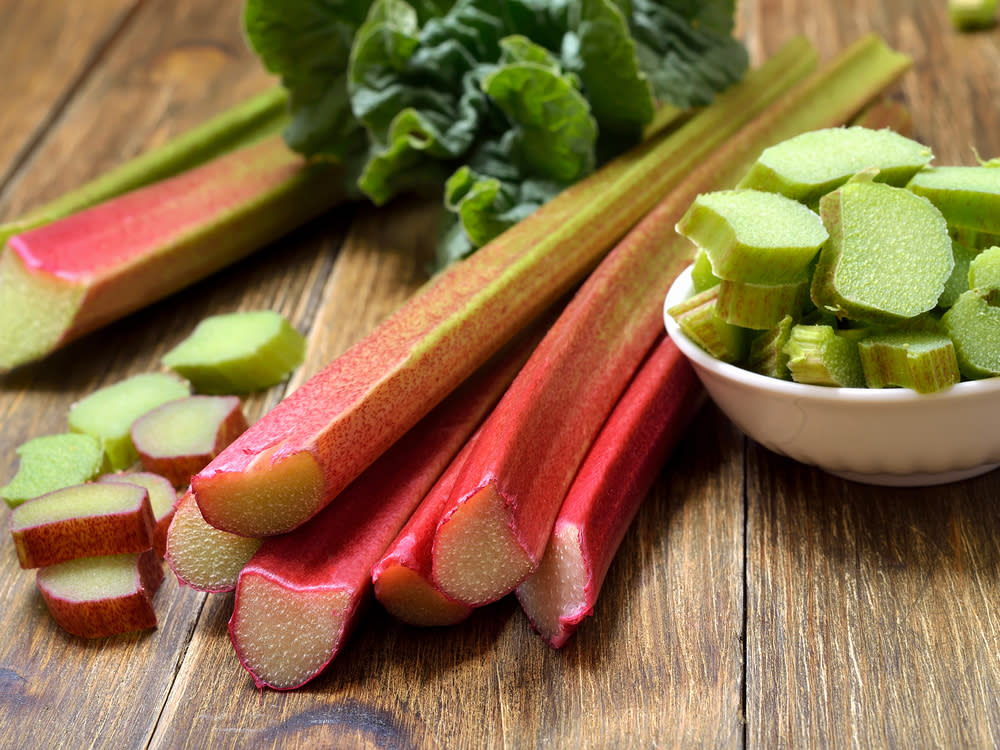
738 126 932 204
942 289 1000 378
11 482 145 528
907 166 1000 233
67 373 190 470
678 189 828 284
131 396 236 456
968 245 1000 290
1 433 106 508
857 331 960 392
783 324 865 387
161 310 305 394
939 240 979 309
37 554 140 600
815 180 953 322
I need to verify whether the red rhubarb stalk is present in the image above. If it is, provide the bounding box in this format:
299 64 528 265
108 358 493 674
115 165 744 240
371 432 481 628
228 333 539 690
190 36 819 538
0 134 344 372
516 335 702 647
430 34 911 607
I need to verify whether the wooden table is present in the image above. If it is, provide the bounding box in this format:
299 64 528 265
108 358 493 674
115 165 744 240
2 2 999 747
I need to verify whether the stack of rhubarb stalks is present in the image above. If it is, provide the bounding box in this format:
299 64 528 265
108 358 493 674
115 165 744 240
155 34 914 690
3 33 913 690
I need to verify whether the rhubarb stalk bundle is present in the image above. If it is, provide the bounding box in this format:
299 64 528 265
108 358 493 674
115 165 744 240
190 36 821 539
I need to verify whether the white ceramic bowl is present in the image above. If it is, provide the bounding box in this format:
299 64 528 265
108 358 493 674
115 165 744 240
664 266 1000 486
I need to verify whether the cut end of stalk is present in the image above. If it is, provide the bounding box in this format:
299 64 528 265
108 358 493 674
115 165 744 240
165 491 261 592
0 246 84 372
516 524 590 649
432 484 536 606
192 446 325 537
230 572 350 690
373 563 472 627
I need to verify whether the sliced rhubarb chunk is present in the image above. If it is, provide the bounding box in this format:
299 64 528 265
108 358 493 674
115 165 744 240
1 433 108 509
67 373 191 470
10 482 155 569
783 324 866 387
746 314 796 379
857 330 961 392
942 289 1000 378
939 239 980 309
0 135 345 373
968 245 1000 290
161 312 306 394
812 174 953 324
164 490 262 593
949 0 998 31
516 336 702 647
675 189 828 283
715 276 810 330
36 550 164 638
99 472 179 558
907 165 1000 234
689 249 721 292
667 287 750 363
131 395 248 487
737 126 932 205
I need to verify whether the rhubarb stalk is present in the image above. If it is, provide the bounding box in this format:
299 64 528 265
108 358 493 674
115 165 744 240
191 36 820 538
515 335 702 647
228 333 538 690
0 134 344 372
430 34 911 606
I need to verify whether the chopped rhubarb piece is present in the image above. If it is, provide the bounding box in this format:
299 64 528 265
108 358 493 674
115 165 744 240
68 373 191 471
813 173 953 324
1 433 108 509
857 331 961 392
667 286 750 363
164 490 261 593
949 0 998 30
130 395 248 487
10 482 155 569
942 289 1000 378
737 126 932 205
968 245 1000 290
99 472 179 557
907 165 1000 235
783 324 866 387
0 135 345 372
690 248 721 292
746 315 796 379
517 336 702 647
36 549 164 638
715 276 810 330
431 36 910 607
161 311 305 394
939 239 980 309
228 331 538 690
190 37 825 538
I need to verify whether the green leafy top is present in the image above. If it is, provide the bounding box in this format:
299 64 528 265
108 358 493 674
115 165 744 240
244 0 747 266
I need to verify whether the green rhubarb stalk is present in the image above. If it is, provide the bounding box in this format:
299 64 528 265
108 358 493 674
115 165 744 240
0 134 345 372
0 87 289 248
190 36 822 538
430 35 911 607
857 331 961 393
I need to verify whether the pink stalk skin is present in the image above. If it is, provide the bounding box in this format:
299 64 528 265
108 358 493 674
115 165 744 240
98 472 180 558
190 38 820 539
516 336 703 648
2 134 344 371
10 485 155 569
371 432 480 628
430 33 911 608
164 489 261 593
228 332 538 690
37 549 164 639
132 396 249 489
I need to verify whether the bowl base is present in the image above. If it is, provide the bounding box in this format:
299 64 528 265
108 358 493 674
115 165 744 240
827 462 1000 487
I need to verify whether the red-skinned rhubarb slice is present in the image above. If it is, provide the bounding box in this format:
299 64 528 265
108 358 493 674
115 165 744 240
516 336 702 647
228 333 536 690
191 37 821 538
430 35 910 607
371 432 481 628
10 482 155 569
37 549 164 638
0 135 345 372
98 472 179 558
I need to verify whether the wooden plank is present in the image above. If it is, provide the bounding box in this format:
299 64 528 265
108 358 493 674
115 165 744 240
743 1 1000 745
0 0 140 193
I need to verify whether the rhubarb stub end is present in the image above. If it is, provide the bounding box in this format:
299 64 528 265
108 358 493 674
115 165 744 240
192 446 326 537
0 246 84 372
432 484 536 607
516 524 590 648
373 564 472 627
230 572 351 690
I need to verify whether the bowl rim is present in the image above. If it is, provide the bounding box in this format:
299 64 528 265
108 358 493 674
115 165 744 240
663 266 1000 403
